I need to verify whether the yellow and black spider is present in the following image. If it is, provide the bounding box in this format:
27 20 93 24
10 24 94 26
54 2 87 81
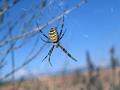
37 16 77 66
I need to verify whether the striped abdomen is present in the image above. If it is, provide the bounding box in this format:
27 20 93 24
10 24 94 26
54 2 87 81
49 28 58 43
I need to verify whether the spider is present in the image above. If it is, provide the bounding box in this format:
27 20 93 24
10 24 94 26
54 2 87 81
37 16 77 66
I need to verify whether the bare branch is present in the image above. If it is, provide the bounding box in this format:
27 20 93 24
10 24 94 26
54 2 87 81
0 33 37 54
7 12 15 86
0 0 20 16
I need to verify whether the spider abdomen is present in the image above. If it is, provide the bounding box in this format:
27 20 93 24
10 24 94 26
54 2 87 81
49 28 58 43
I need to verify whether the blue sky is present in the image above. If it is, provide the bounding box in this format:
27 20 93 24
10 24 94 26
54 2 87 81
0 0 120 79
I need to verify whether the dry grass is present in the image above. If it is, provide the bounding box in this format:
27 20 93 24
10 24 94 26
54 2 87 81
0 67 120 90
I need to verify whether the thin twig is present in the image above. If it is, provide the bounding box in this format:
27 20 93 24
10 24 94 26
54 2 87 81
7 13 16 89
0 33 37 54
0 0 39 32
24 34 40 61
0 0 20 16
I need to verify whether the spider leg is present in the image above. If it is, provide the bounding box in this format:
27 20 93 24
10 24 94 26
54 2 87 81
36 22 49 40
58 43 77 62
48 45 54 66
42 45 55 65
42 54 48 62
59 16 64 37
38 31 51 43
39 30 49 40
40 36 52 43
48 52 52 66
59 28 67 40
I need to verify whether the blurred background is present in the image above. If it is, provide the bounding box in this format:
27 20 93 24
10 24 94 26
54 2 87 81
0 0 120 90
